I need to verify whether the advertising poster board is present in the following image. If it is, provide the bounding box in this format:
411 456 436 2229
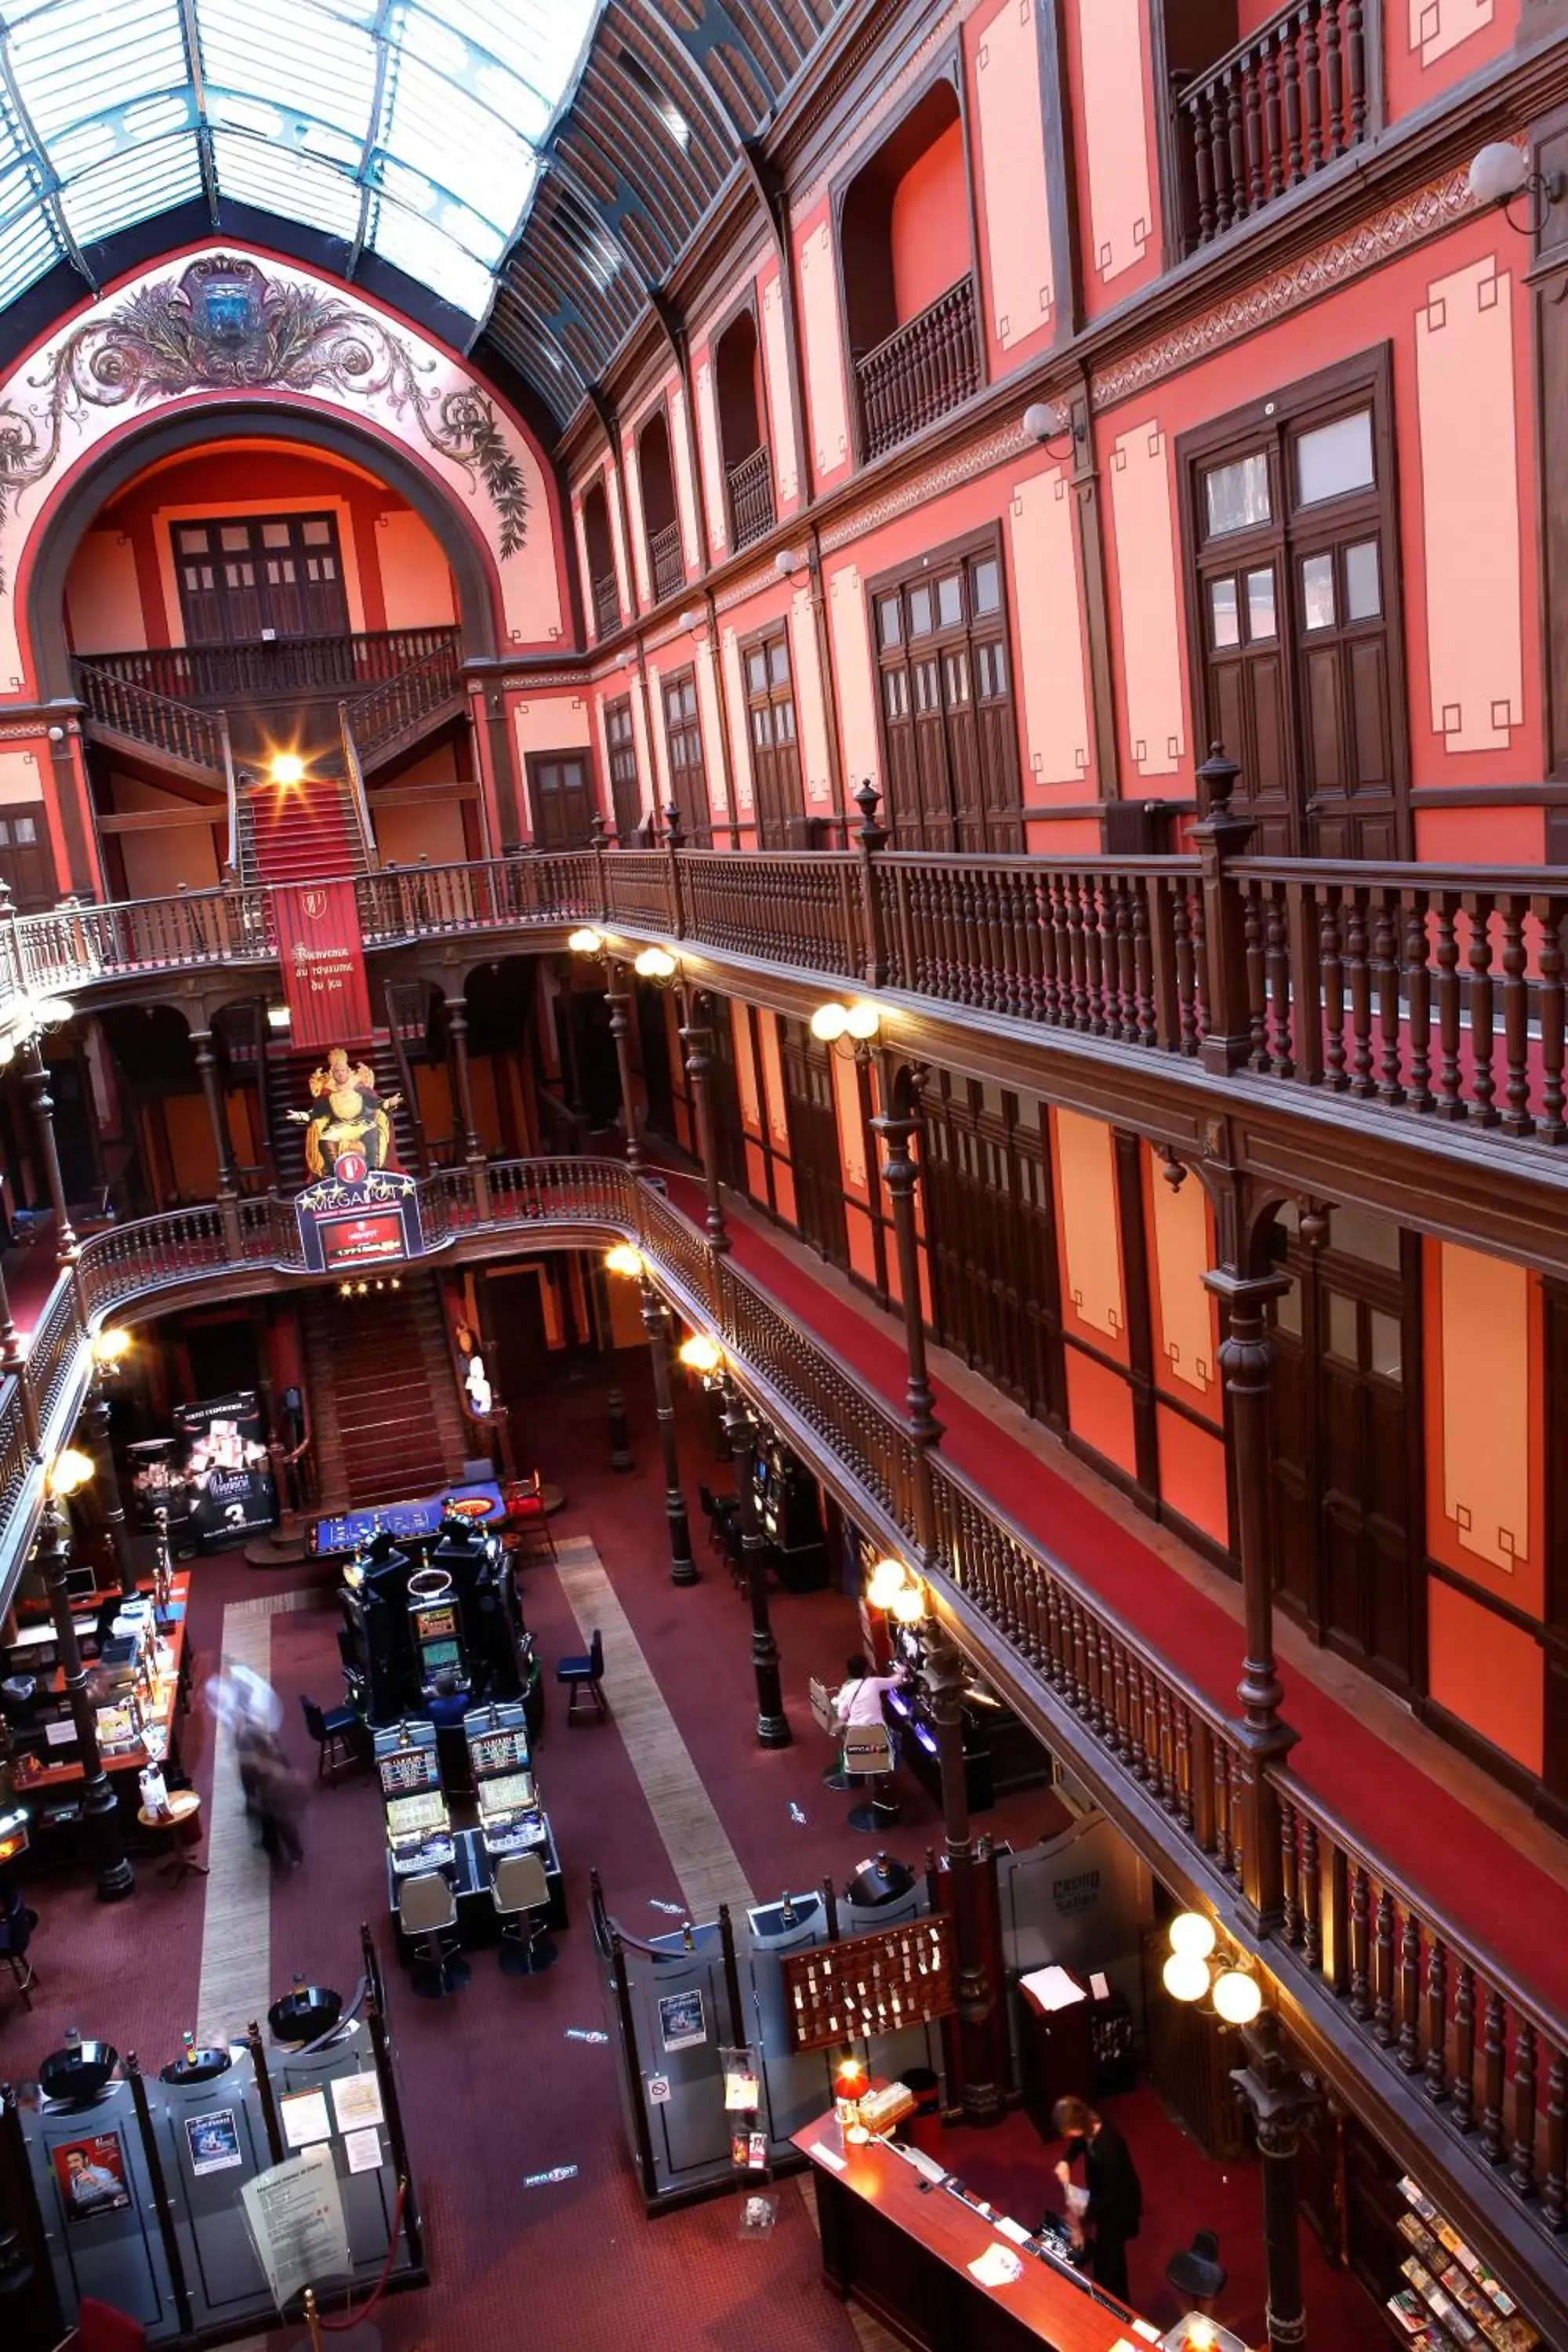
172 1391 278 1550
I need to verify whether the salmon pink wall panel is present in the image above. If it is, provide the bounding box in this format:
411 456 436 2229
1407 0 1496 70
889 120 971 325
828 561 881 799
376 510 456 630
605 466 633 621
973 0 1054 359
831 1047 869 1201
1414 255 1523 757
720 626 757 830
1051 1108 1126 1345
1145 1150 1218 1406
1065 1348 1138 1480
1386 5 1513 119
670 385 702 571
1071 0 1155 300
731 1000 763 1136
695 357 728 559
1106 421 1187 781
67 532 147 654
695 641 729 832
622 436 652 610
1156 1406 1229 1548
1007 464 1091 793
628 677 653 824
789 587 835 815
645 659 673 810
514 695 593 757
756 1010 797 1225
1425 1238 1542 1615
760 270 800 510
1428 1577 1543 1776
798 217 851 488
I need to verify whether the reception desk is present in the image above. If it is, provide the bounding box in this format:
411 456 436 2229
796 2116 1160 2352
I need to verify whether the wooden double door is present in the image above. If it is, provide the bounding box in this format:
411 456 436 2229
1268 1221 1420 1692
778 1021 849 1272
920 1077 1062 1427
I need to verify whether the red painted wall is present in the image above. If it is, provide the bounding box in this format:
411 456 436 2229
889 120 971 325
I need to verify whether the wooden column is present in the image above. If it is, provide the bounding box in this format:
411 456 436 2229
872 1081 942 1552
22 1038 78 1262
923 1617 1005 2124
722 1380 790 1747
85 1383 137 1595
35 1498 133 1900
1230 2013 1314 2352
1192 744 1257 1076
640 1276 698 1586
446 992 491 1218
679 987 729 1251
605 966 644 1176
190 1029 237 1196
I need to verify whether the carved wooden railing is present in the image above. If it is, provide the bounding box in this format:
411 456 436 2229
648 518 685 603
74 627 459 708
677 848 865 978
1 1155 1562 2288
591 570 621 638
342 635 463 767
1171 0 1373 254
74 662 231 775
855 274 980 464
725 445 775 552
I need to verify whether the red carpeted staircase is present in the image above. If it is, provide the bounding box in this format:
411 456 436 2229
241 775 368 886
302 1275 467 1510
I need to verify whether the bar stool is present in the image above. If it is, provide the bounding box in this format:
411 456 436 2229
136 1789 209 1883
492 1850 557 1974
810 1677 852 1791
841 1721 899 1833
398 1870 470 1998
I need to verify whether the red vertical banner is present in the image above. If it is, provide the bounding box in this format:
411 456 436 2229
273 881 373 1049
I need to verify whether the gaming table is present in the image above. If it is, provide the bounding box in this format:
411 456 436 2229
307 1479 506 1558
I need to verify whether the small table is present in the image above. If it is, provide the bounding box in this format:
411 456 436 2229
137 1789 209 1882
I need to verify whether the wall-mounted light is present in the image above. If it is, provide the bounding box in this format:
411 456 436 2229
1160 1911 1261 2025
269 752 307 787
677 1334 723 1376
568 927 606 955
889 1579 927 1627
48 1446 95 1499
266 1000 293 1033
1023 400 1083 458
809 999 880 1049
1468 140 1562 234
615 647 634 669
92 1328 131 1374
677 608 701 632
866 1555 926 1623
633 946 678 982
604 1243 647 1279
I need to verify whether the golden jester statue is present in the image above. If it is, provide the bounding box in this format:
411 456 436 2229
288 1045 402 1181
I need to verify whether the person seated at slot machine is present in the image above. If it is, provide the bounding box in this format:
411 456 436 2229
833 1652 910 1763
426 1668 467 1730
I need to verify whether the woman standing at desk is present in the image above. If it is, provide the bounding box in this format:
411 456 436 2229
1051 2095 1143 2303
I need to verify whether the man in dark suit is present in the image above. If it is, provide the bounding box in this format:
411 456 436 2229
1051 2095 1142 2304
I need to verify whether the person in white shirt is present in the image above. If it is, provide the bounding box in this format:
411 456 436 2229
833 1651 910 1774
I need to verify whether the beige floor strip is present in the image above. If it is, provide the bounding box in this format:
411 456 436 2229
552 1534 900 2351
194 1588 313 2047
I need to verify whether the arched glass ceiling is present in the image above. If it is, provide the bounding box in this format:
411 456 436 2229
0 0 601 325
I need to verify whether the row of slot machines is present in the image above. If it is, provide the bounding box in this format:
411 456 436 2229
750 1434 829 1592
376 1700 549 1888
339 1521 539 1730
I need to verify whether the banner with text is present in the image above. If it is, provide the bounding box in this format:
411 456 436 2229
274 880 372 1049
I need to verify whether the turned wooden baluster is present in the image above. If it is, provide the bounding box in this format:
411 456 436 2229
1348 1864 1371 2019
1214 1748 1235 1876
1398 1911 1422 2073
1116 884 1138 1044
1463 894 1500 1123
1544 2050 1566 2232
1261 27 1284 196
1345 0 1368 141
1500 896 1534 1135
1531 895 1567 1146
1373 895 1403 1102
1173 887 1200 1053
1345 888 1375 1096
1301 1817 1322 1970
1425 1938 1449 2100
1132 884 1157 1047
1022 872 1048 1021
1404 897 1434 1112
1067 877 1091 1029
1244 884 1269 1069
1372 1889 1396 2045
1281 13 1304 183
1280 1801 1299 1943
1155 1683 1176 1809
1225 67 1247 221
1453 1964 1477 2131
1319 891 1347 1088
1265 886 1294 1075
1511 2022 1538 2200
1208 86 1232 234
1189 96 1217 245
1300 3 1323 170
1083 880 1109 1036
1480 1988 1508 2163
1040 873 1065 1022
1323 0 1345 154
1243 49 1265 211
1435 896 1465 1116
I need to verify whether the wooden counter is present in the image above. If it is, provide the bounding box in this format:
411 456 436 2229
9 1576 191 1792
794 2114 1161 2352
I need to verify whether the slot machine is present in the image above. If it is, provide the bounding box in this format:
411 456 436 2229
753 1436 829 1592
374 1720 453 1878
405 1568 470 1697
463 1700 544 1861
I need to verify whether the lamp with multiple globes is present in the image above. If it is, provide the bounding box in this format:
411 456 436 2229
677 1334 723 1376
1161 1949 1212 2004
48 1447 95 1498
1211 1969 1263 2026
866 1555 910 1610
1168 1910 1217 1962
890 1580 927 1626
604 1243 646 1279
633 946 678 981
568 927 606 954
1160 1910 1262 2024
91 1327 131 1374
809 1000 882 1048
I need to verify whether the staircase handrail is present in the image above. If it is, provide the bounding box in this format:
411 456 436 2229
220 710 238 880
74 658 228 775
341 636 463 764
337 701 379 870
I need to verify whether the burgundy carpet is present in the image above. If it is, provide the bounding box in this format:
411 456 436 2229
656 1170 1568 2016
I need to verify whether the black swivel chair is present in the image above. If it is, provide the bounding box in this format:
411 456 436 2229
300 1693 361 1780
557 1628 607 1723
1166 2229 1227 2312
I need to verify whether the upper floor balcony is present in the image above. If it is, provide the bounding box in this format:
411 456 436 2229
854 274 981 465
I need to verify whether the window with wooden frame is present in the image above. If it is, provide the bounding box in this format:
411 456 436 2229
172 513 350 644
1177 350 1407 861
604 694 641 842
869 530 1021 851
661 667 710 844
742 624 802 849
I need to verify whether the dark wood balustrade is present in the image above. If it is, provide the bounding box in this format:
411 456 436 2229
342 635 463 763
74 627 459 709
0 1152 1561 2283
74 662 231 775
1172 0 1372 254
725 445 775 552
855 274 980 464
648 518 685 602
591 570 621 637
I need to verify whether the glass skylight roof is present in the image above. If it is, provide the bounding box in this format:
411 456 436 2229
0 0 601 323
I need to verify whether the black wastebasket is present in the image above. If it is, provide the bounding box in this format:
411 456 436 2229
898 2065 942 2158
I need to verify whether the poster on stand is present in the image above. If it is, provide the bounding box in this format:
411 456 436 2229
53 2132 131 2220
172 1391 278 1550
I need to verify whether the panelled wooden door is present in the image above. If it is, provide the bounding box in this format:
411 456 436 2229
1268 1218 1418 1692
778 1020 848 1271
605 696 641 842
920 1078 1063 1426
743 630 803 849
0 804 54 908
872 535 1022 854
528 752 596 849
706 1000 750 1196
172 514 350 644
